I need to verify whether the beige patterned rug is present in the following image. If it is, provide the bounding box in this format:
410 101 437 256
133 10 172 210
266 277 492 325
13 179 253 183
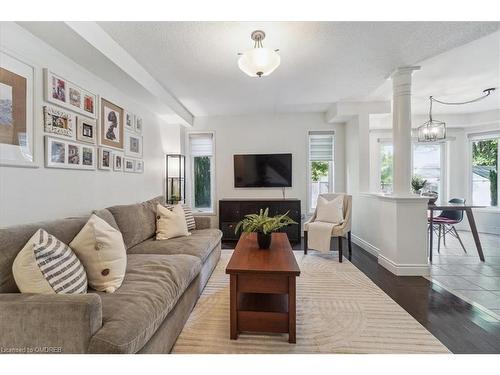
172 250 449 354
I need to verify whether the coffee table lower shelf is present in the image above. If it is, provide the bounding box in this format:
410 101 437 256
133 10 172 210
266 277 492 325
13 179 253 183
230 274 296 343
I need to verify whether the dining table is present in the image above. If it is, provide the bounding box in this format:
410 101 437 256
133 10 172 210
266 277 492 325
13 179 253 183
428 203 486 263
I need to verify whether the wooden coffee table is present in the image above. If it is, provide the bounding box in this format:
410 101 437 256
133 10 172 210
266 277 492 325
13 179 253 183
226 232 300 343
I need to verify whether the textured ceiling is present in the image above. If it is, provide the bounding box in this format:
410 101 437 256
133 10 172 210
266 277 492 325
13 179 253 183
98 21 500 117
369 31 500 115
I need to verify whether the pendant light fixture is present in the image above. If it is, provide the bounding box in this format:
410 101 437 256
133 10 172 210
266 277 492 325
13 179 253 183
417 88 496 142
238 30 280 78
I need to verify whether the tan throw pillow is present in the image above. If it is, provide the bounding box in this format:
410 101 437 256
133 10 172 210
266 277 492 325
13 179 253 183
13 229 87 294
315 196 344 224
156 204 190 240
70 214 126 293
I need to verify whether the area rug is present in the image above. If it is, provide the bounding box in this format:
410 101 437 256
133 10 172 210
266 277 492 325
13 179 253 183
172 250 450 353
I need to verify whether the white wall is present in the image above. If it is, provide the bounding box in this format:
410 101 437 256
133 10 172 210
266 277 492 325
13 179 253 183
0 22 181 227
191 113 345 220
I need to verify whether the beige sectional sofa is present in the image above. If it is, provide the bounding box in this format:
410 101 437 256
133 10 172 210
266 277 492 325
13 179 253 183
0 196 222 353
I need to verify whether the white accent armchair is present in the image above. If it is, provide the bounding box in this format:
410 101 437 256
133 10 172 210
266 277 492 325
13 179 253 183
303 193 353 262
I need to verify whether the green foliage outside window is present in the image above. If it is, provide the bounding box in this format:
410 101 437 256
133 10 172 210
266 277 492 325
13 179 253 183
194 156 211 208
473 139 498 206
311 161 329 182
380 149 393 188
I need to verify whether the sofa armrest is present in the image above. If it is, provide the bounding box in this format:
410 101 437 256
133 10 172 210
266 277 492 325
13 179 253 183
194 216 212 230
0 293 102 353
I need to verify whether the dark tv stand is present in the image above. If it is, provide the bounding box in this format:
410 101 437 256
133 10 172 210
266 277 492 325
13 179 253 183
219 199 301 243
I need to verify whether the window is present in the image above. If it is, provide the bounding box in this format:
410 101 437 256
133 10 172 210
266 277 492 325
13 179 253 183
412 143 443 196
471 137 499 207
377 141 444 196
379 142 393 193
188 133 215 213
308 131 334 212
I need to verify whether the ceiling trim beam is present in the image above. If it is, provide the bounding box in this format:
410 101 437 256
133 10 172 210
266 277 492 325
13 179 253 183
65 21 194 127
325 101 391 123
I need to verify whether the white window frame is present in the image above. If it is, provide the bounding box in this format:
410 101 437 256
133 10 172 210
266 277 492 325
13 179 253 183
186 131 216 215
307 131 335 214
467 132 500 211
411 142 447 201
376 139 447 198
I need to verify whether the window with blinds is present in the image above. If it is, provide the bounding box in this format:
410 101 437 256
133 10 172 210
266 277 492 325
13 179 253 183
308 131 335 212
309 132 334 161
188 133 215 213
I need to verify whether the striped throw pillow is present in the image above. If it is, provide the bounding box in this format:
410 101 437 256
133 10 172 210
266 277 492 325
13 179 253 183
165 204 196 231
13 229 88 294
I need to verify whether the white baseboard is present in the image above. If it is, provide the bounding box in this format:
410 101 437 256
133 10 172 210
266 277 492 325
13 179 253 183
377 254 430 276
351 234 379 257
352 234 430 276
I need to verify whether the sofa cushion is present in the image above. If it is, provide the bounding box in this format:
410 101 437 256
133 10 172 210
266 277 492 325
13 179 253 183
70 214 127 293
88 253 201 353
0 217 88 293
128 229 222 262
107 196 164 249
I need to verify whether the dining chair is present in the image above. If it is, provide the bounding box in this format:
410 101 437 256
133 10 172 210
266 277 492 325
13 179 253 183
430 198 467 254
303 193 352 262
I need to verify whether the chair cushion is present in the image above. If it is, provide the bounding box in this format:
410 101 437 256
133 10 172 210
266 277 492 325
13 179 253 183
431 217 460 224
107 196 164 249
128 229 222 262
88 253 201 353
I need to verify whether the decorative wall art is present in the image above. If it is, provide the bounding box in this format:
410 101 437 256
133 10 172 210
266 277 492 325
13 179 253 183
76 116 97 144
45 136 96 170
134 159 144 174
43 105 73 137
98 148 113 170
100 98 124 150
125 111 135 131
44 69 97 118
135 116 143 134
113 153 123 171
0 50 35 167
124 130 143 158
124 158 135 173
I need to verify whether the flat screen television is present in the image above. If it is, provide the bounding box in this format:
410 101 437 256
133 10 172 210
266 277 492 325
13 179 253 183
234 153 292 187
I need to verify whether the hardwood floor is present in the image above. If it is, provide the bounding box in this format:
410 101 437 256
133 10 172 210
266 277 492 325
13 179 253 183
222 238 500 353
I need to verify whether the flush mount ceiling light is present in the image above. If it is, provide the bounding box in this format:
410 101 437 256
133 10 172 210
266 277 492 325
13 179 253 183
238 30 280 78
417 88 496 142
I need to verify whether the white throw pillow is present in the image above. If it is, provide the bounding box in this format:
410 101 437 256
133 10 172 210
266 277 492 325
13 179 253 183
13 229 88 294
70 214 127 293
165 204 196 231
156 204 190 240
315 196 344 224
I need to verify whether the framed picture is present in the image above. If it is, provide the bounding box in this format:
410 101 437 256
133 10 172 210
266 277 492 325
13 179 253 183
45 136 95 170
76 116 97 144
124 131 143 158
125 111 135 131
113 153 123 171
0 50 36 167
134 159 144 173
100 98 124 149
98 148 112 170
44 69 97 118
135 116 143 134
124 158 135 173
43 106 73 138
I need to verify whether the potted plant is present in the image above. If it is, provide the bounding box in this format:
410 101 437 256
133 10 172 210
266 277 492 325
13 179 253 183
234 208 297 249
411 175 427 194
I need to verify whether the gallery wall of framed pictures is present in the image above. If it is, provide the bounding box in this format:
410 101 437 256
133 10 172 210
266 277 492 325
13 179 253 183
39 68 145 174
0 49 147 174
